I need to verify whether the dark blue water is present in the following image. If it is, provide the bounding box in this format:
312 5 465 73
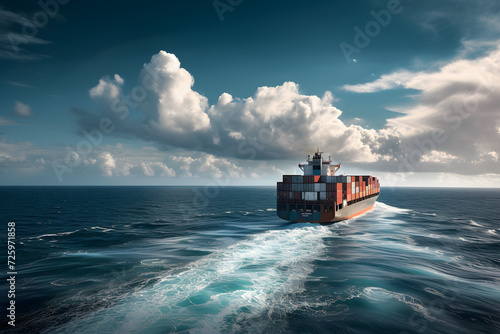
1 187 499 333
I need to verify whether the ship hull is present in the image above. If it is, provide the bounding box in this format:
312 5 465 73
277 195 378 223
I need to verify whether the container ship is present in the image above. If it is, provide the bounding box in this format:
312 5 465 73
277 150 380 223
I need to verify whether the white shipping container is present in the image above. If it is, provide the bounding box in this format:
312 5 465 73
314 183 321 192
304 192 316 201
320 192 326 200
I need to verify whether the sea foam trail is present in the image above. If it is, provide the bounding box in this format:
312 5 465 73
49 225 332 334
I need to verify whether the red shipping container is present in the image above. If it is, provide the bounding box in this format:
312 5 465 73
337 183 343 191
347 194 351 201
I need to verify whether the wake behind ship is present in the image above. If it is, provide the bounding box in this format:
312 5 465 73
277 150 380 223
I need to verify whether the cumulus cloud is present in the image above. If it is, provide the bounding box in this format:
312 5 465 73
141 162 175 177
0 141 54 175
14 101 33 116
99 152 116 176
341 44 500 175
89 75 124 101
144 51 211 134
73 46 500 177
75 51 401 164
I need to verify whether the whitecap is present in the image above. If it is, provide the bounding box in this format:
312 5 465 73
30 230 80 239
374 202 411 214
470 220 482 227
266 208 277 211
90 226 114 232
487 229 496 235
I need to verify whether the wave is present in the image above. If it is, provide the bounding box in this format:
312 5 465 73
373 202 411 215
469 220 482 227
28 229 80 240
90 226 114 232
49 225 333 333
363 287 441 323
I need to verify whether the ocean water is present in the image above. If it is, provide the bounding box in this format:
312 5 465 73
1 186 499 333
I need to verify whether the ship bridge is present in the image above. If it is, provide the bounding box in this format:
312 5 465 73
298 149 341 177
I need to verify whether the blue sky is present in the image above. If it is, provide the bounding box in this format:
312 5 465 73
1 0 500 186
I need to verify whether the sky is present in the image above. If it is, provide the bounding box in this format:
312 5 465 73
1 0 500 187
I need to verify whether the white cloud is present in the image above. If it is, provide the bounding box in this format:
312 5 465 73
340 44 500 175
343 70 416 93
78 53 397 163
89 76 123 100
73 47 500 177
14 101 33 116
141 162 175 177
420 151 459 163
142 51 211 134
99 152 116 176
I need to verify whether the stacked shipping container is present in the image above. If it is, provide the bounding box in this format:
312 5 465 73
277 174 380 209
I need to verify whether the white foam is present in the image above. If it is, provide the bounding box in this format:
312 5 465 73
29 230 80 239
90 226 114 232
54 226 333 333
487 229 497 235
363 287 441 322
374 202 411 214
266 208 277 211
470 220 482 227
